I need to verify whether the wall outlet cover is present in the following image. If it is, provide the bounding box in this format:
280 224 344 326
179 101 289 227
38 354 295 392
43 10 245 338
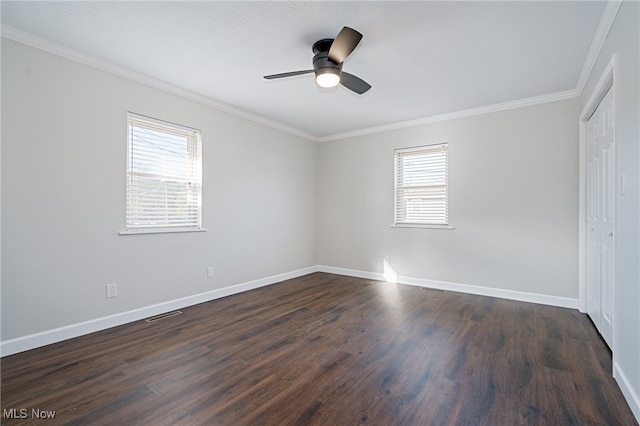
106 283 117 298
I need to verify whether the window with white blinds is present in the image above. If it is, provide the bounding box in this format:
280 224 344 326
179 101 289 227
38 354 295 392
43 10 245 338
125 113 202 233
394 143 449 226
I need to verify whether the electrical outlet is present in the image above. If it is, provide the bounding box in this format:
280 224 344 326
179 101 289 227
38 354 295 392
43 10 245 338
207 267 214 278
106 283 117 299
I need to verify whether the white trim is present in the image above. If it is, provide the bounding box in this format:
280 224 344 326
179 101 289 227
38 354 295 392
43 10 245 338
1 17 615 145
580 55 617 121
118 228 208 235
317 0 621 143
575 1 623 96
317 265 578 309
395 142 448 154
614 361 640 423
127 111 202 134
578 121 587 313
1 264 581 357
318 265 385 282
0 26 317 142
317 90 579 142
0 266 317 357
578 55 616 314
390 224 455 230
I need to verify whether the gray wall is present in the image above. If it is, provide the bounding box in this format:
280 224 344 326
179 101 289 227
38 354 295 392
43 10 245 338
1 39 317 340
317 99 580 299
2 8 639 419
581 1 639 419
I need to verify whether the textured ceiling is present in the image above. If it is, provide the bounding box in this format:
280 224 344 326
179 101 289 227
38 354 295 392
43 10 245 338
1 1 607 140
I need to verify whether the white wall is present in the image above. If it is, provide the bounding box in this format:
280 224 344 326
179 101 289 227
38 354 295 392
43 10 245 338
317 99 580 300
1 39 317 341
581 1 640 420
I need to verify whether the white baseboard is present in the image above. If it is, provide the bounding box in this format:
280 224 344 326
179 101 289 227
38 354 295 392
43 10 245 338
614 361 640 423
0 266 317 357
317 265 578 309
1 264 579 357
317 265 385 282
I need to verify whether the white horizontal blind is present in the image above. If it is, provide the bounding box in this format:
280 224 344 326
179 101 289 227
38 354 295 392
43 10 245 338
126 113 202 231
395 144 448 225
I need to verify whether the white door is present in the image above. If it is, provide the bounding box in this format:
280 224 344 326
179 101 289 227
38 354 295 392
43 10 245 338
586 86 615 348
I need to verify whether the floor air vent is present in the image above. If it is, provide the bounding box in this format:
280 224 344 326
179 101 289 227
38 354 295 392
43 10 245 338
145 310 182 323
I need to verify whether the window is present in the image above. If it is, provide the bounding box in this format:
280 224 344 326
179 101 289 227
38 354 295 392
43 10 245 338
124 113 203 233
394 143 448 226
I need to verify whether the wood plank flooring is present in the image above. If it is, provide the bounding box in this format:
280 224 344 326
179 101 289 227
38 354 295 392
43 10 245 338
2 272 637 425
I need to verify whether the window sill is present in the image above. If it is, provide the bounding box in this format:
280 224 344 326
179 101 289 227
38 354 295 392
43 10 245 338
390 224 455 230
119 228 208 236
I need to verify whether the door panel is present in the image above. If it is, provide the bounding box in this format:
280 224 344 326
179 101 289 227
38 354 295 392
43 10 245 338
585 86 614 348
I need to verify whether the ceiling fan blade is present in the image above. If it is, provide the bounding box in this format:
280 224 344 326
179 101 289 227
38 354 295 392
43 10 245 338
263 70 314 80
328 27 362 64
340 72 371 94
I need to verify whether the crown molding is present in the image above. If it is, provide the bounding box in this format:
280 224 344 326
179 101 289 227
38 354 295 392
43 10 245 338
313 0 624 143
1 25 317 142
3 0 622 145
317 89 579 142
575 0 622 96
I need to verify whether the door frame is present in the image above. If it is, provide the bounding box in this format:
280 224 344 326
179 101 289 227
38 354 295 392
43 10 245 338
578 54 618 316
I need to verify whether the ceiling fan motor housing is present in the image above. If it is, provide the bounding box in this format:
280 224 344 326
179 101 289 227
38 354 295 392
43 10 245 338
312 39 342 76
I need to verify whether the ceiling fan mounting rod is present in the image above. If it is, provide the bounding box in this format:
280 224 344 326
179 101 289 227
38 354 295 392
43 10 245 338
312 38 334 54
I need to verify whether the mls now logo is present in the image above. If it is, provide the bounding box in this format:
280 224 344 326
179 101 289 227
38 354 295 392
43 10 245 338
3 408 56 419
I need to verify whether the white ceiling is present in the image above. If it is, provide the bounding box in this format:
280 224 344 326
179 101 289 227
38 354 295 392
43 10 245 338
1 1 607 140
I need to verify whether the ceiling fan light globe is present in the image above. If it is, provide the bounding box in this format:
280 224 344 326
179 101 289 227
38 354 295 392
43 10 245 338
316 70 340 88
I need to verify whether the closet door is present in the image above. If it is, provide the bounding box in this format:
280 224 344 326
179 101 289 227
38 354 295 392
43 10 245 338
586 86 614 348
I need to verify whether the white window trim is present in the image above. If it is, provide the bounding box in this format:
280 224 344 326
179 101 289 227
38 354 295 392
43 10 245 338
393 143 452 228
118 227 207 236
121 112 204 235
390 224 455 230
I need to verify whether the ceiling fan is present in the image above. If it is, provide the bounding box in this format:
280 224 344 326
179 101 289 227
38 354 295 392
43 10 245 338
263 26 371 95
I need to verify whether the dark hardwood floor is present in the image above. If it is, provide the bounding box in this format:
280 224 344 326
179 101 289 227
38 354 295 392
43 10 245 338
1 273 637 425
